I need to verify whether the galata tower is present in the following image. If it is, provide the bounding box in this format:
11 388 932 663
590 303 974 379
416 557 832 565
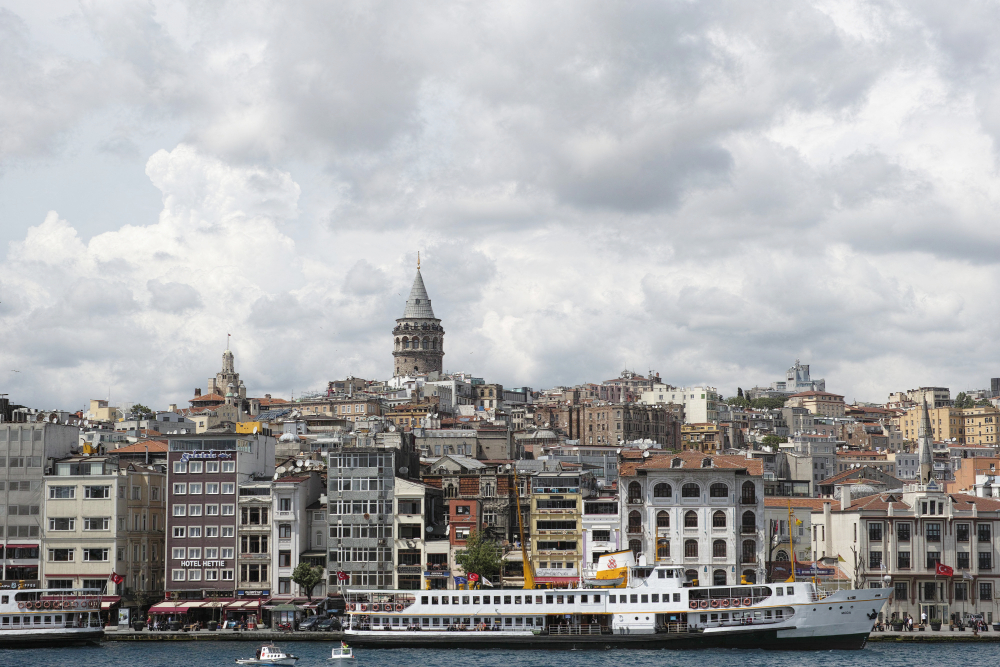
392 262 445 376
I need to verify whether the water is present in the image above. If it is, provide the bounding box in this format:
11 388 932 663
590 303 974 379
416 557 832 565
0 642 988 667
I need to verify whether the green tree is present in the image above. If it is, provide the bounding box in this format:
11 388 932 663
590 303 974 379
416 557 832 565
954 392 973 409
291 563 324 601
975 398 994 408
454 530 502 583
130 403 153 417
750 397 786 410
761 435 786 448
726 396 750 408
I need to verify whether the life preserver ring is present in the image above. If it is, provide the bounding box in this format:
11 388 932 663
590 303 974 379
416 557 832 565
710 599 720 608
732 598 741 607
373 604 381 611
360 604 367 612
743 598 752 606
395 604 403 612
721 599 730 608
699 600 708 609
43 601 51 609
17 602 25 610
689 601 697 609
33 601 41 609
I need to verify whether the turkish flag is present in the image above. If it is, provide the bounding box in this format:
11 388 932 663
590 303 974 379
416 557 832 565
110 572 124 584
468 573 480 581
935 562 954 577
337 571 349 581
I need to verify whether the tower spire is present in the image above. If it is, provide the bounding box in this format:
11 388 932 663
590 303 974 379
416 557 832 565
917 397 934 484
417 251 420 270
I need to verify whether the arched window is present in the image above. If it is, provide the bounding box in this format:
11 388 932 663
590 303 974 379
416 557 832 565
628 482 642 503
421 323 427 330
741 511 756 532
395 337 400 349
713 569 727 586
741 481 756 503
741 540 756 563
404 323 410 330
712 510 726 528
682 483 700 498
657 511 669 528
629 539 642 557
776 550 789 562
431 339 437 350
628 510 642 532
653 483 671 498
656 539 670 560
402 337 410 349
684 510 698 528
684 539 698 558
712 539 726 558
422 337 429 350
742 569 757 584
709 483 728 498
684 569 698 583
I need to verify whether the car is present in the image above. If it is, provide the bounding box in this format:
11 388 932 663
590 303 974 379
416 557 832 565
298 616 321 631
315 618 340 632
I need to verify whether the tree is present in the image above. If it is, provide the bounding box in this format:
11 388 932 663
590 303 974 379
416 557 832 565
726 396 750 408
291 563 324 601
761 435 785 448
954 392 974 409
750 397 787 410
737 387 744 399
130 403 153 417
454 530 502 583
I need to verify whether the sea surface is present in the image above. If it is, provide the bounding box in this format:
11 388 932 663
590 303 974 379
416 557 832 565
0 642 991 667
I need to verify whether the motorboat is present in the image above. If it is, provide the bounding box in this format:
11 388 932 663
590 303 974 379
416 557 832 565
236 645 299 666
329 642 355 660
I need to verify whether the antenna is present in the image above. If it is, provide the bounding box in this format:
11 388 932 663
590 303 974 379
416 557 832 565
417 251 420 270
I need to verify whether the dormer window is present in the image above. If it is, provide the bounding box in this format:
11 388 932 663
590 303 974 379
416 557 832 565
671 458 682 468
701 458 712 468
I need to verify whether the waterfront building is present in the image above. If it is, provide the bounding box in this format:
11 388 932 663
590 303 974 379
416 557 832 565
270 470 324 599
529 470 597 587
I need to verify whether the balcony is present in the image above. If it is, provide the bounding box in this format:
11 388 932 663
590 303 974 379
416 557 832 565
627 498 643 506
740 555 757 564
627 526 643 534
740 525 757 535
740 496 757 505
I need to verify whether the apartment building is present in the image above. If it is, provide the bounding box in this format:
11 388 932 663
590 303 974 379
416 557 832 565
813 482 1000 625
681 423 721 453
0 423 78 581
41 456 166 602
899 406 963 444
640 385 720 424
962 406 1000 446
618 451 765 586
785 391 846 418
393 477 442 590
529 471 596 587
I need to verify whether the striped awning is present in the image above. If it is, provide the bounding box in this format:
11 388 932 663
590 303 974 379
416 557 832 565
148 601 198 614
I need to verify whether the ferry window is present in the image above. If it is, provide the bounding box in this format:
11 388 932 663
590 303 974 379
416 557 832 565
55 615 62 623
494 596 502 604
609 595 616 603
432 618 440 626
421 596 428 604
567 595 574 603
504 596 511 604
515 618 523 626
786 586 794 595
515 596 522 604
473 596 480 604
710 613 718 622
631 594 638 603
462 597 469 604
673 594 680 602
581 595 588 603
525 596 532 604
34 616 41 625
441 597 448 605
421 618 429 627
505 618 513 626
12 617 19 625
776 588 783 596
535 596 543 604
431 597 438 605
765 610 772 619
776 610 783 618
651 594 658 603
658 570 665 579
721 613 729 621
0 596 5 604
1 617 7 625
452 596 459 604
700 614 707 623
641 595 648 603
44 616 51 624
556 596 564 604
546 595 554 604
526 617 534 626
392 618 399 626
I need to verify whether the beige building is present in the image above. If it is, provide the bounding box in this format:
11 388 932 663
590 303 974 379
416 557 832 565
961 406 1000 446
41 456 166 603
785 391 846 418
898 406 963 444
529 471 596 587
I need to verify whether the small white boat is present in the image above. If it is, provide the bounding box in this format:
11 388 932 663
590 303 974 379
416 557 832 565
236 645 299 666
329 643 355 660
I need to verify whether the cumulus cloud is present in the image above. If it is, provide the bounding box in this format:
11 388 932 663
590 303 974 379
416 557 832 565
4 1 1000 409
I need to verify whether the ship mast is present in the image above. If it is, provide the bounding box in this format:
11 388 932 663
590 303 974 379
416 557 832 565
786 500 795 583
511 465 535 589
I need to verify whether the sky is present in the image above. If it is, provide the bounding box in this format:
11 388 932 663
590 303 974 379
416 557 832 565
2 0 1000 413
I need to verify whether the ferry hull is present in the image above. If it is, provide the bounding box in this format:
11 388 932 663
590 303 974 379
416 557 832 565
0 628 104 648
342 629 871 651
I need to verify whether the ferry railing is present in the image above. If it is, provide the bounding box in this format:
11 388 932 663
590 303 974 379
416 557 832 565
546 624 605 636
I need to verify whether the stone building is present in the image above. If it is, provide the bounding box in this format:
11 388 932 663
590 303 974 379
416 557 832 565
392 268 445 377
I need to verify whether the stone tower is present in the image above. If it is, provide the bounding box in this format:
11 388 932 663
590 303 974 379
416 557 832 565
917 397 934 484
393 266 444 376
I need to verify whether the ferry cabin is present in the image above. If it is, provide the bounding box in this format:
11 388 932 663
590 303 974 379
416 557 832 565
0 588 103 638
344 566 813 634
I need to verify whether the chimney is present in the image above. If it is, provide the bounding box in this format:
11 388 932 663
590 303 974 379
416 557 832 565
168 404 177 413
195 388 202 397
841 485 851 511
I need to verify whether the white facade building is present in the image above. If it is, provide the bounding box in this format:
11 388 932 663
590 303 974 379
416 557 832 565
640 385 720 424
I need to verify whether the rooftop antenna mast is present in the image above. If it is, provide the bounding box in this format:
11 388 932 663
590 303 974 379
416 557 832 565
417 251 420 270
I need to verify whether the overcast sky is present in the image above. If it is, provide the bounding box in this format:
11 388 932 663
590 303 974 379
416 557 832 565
2 1 1000 412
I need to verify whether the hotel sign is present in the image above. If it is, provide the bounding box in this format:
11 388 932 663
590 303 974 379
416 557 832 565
180 560 229 567
180 451 234 462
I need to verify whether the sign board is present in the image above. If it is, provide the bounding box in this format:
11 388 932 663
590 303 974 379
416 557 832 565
119 608 130 626
0 581 39 590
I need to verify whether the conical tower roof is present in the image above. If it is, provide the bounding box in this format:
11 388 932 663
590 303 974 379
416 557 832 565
402 270 436 319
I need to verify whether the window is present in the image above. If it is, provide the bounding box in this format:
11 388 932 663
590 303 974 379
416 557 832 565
653 483 672 498
188 483 202 495
173 527 186 538
684 539 698 558
172 569 186 581
279 551 291 567
48 549 74 561
172 547 185 559
709 483 728 498
684 511 698 528
592 530 611 542
713 540 726 558
221 547 235 559
188 569 202 581
84 486 110 499
222 504 235 516
955 582 968 601
172 505 186 517
958 552 970 569
979 524 992 542
897 523 911 542
979 552 993 570
897 551 911 569
188 526 201 538
222 461 235 473
204 570 219 581
926 523 941 542
681 483 700 498
48 518 75 531
173 461 187 474
187 547 201 559
221 483 235 494
712 511 726 528
868 522 882 542
83 517 109 531
205 548 218 558
206 461 219 473
926 552 941 569
956 524 970 542
981 582 993 601
188 504 202 517
894 581 908 600
82 548 109 562
189 461 203 474
131 486 142 500
656 539 670 560
869 551 882 568
206 504 219 516
279 524 292 538
205 483 219 494
49 486 75 499
222 527 234 538
221 570 234 580
279 498 291 512
656 511 669 528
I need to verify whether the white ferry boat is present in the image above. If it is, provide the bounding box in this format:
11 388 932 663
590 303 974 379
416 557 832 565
342 565 890 650
0 587 104 647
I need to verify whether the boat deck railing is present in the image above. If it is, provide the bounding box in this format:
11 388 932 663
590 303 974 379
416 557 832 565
545 624 606 636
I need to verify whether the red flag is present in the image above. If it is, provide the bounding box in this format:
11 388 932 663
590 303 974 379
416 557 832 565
935 562 954 577
337 571 349 581
110 572 124 584
467 573 479 582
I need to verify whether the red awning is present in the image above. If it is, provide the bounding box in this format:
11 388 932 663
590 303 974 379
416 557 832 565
2 544 39 549
101 596 122 609
148 601 198 614
533 577 579 584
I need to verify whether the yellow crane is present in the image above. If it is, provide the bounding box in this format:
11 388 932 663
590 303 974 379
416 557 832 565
511 465 535 589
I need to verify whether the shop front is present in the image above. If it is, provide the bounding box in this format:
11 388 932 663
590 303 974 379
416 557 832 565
224 599 262 628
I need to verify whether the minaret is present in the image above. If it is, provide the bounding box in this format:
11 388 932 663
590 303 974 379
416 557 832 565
917 398 934 484
392 255 445 376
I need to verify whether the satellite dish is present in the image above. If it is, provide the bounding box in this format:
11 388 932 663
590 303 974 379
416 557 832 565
425 526 434 533
643 451 650 458
398 467 408 475
296 460 303 467
277 466 286 474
